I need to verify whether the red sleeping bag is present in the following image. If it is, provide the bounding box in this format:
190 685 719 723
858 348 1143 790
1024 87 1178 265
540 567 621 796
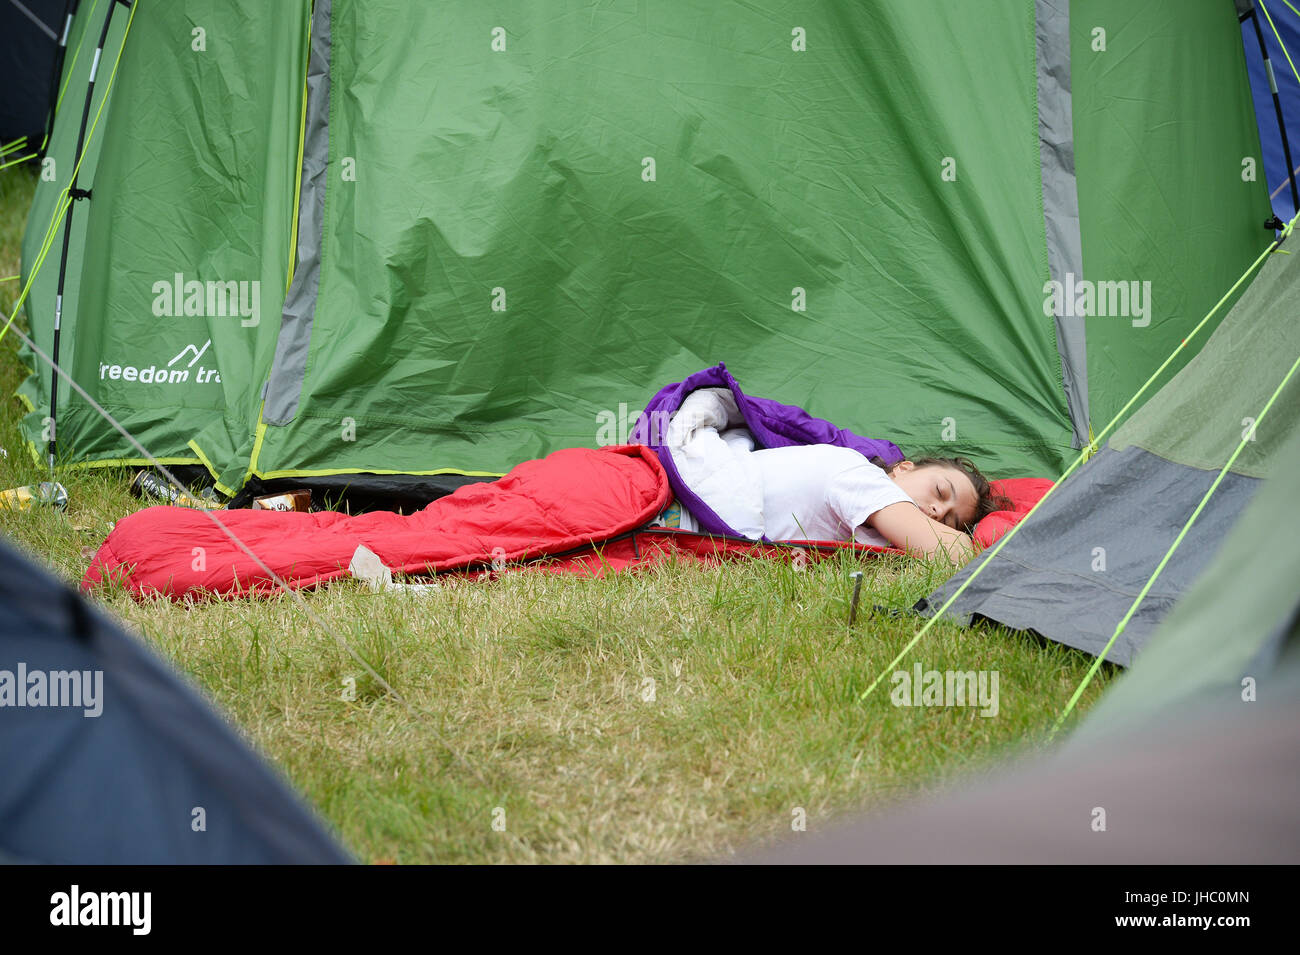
83 445 672 599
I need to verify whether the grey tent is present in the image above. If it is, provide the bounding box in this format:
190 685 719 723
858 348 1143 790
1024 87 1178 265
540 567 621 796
916 243 1300 666
0 535 351 864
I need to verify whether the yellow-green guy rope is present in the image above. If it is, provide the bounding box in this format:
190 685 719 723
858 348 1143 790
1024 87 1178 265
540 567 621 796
0 153 39 172
0 0 137 346
1052 345 1300 737
0 191 71 345
858 211 1298 704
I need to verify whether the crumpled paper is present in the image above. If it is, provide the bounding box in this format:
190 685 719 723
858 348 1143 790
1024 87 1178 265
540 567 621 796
348 544 439 595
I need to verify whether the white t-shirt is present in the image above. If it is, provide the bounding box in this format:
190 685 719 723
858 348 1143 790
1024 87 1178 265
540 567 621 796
749 444 915 546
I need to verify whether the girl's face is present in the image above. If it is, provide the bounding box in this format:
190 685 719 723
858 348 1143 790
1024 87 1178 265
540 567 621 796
888 461 979 530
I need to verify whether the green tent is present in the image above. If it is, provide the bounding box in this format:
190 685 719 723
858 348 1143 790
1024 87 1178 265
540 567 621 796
16 1 1274 500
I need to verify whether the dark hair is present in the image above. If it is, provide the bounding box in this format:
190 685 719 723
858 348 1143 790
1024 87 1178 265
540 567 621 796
868 454 1013 534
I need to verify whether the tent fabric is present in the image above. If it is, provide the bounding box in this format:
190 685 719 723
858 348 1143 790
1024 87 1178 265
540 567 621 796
18 0 308 478
15 1 1274 499
1036 0 1090 449
1070 0 1270 436
736 684 1300 864
247 0 1066 484
917 242 1300 665
0 536 351 863
1070 416 1300 740
918 445 1261 666
1109 229 1300 478
265 0 332 428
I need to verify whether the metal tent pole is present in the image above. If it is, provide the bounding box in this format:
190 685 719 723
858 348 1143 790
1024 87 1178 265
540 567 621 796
46 0 129 472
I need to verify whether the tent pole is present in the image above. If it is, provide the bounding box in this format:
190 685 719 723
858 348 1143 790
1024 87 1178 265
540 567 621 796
38 0 81 157
1243 3 1300 223
46 0 128 473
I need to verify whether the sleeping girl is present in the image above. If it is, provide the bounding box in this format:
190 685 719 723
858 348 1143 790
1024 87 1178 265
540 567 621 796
652 387 1008 563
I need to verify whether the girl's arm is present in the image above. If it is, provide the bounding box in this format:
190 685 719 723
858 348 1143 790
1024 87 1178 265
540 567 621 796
866 501 975 564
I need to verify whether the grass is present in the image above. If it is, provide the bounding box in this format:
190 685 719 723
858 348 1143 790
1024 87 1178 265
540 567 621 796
0 160 1113 863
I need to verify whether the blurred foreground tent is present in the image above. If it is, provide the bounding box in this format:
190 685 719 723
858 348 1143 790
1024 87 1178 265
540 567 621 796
11 0 1294 509
740 689 1300 863
0 535 351 863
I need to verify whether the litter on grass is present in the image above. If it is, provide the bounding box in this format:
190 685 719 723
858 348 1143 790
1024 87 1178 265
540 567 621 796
348 544 438 596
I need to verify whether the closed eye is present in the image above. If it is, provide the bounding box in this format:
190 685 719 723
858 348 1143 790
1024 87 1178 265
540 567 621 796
936 481 954 527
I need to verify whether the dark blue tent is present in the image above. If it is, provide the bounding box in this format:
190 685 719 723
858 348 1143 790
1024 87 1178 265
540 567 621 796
0 535 351 864
1240 0 1300 222
0 0 69 150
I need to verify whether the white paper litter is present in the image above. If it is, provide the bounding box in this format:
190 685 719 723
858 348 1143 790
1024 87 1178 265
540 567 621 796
348 544 438 595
